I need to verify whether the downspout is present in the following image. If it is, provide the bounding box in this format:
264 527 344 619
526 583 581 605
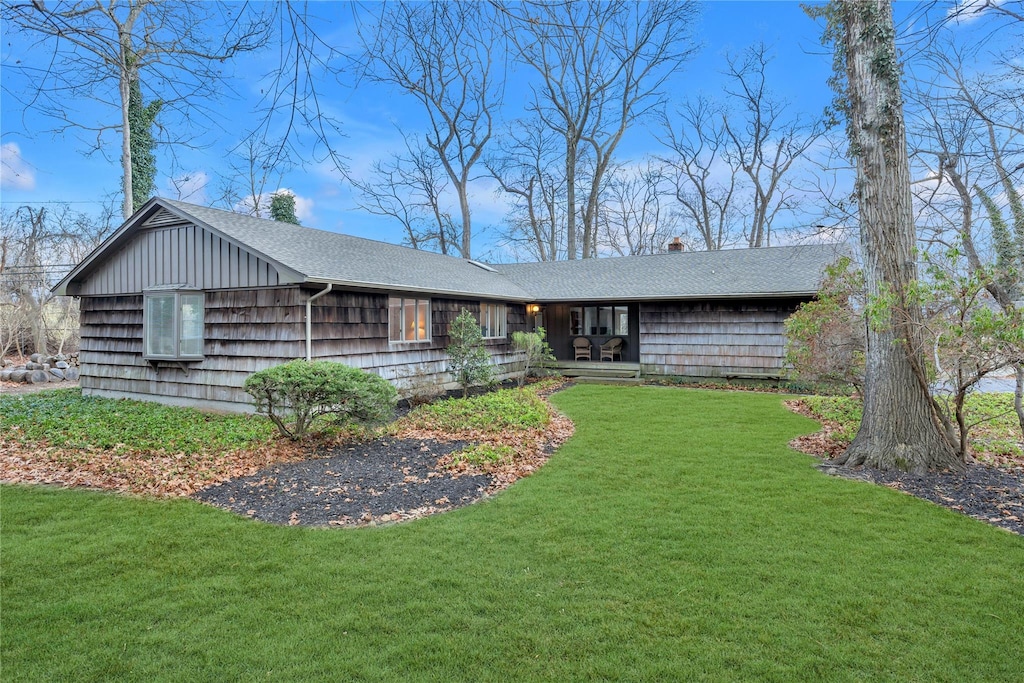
305 283 333 361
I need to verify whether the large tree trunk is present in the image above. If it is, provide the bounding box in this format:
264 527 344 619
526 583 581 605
119 38 134 219
829 0 961 473
565 131 578 260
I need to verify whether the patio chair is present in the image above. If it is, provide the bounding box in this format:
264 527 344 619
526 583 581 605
600 337 624 362
573 337 592 361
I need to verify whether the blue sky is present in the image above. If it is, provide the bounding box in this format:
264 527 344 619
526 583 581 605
0 1 1013 258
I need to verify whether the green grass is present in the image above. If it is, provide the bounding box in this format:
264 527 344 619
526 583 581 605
0 388 275 453
3 385 1023 681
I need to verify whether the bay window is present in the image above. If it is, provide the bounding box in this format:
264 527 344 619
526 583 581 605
143 289 204 360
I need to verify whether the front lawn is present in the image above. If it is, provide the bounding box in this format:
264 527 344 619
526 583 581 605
3 385 1023 680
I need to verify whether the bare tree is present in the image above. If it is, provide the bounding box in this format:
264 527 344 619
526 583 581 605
597 161 677 256
351 135 460 255
721 44 828 248
245 2 349 182
658 45 826 250
811 0 961 472
2 1 272 219
487 118 568 262
352 1 501 259
503 0 699 259
1 205 113 357
216 137 295 219
658 97 742 250
907 22 1024 430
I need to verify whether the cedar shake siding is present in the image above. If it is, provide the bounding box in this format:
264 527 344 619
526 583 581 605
638 299 801 379
79 287 527 412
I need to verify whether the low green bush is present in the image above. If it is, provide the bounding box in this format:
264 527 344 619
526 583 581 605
404 387 549 433
244 360 397 439
802 395 862 442
511 327 556 386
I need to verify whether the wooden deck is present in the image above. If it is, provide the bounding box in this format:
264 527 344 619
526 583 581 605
553 361 642 383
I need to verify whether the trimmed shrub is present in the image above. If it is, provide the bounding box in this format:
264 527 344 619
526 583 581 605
244 360 397 439
511 327 556 386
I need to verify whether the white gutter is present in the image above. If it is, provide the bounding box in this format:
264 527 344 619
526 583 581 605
305 283 334 361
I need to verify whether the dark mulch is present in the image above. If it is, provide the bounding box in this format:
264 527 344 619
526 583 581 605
819 462 1024 536
194 438 492 527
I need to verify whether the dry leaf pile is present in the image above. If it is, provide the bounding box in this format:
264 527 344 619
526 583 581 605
1 385 574 503
0 438 307 497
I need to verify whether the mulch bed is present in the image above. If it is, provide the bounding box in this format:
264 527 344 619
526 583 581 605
787 400 1024 536
194 438 492 527
818 462 1024 536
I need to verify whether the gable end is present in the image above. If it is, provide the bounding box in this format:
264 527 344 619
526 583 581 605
73 221 284 295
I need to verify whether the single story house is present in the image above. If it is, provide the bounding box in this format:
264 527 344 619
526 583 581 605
54 198 843 412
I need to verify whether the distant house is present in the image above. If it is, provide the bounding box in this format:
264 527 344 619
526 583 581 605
54 198 842 412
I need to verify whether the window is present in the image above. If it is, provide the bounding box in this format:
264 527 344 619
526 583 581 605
144 290 204 360
569 305 629 336
389 296 431 342
479 302 507 338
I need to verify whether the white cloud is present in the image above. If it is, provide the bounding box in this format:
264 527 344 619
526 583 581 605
167 171 209 205
947 0 1006 23
1 142 36 191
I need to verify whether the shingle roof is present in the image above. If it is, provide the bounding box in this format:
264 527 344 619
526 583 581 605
159 199 534 300
495 243 844 301
56 198 845 301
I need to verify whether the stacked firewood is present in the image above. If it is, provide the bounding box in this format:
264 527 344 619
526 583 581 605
1 353 80 384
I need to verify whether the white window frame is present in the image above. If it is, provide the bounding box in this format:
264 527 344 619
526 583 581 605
143 288 205 360
388 296 431 343
479 302 507 339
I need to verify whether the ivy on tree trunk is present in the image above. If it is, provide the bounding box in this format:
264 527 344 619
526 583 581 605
811 0 962 472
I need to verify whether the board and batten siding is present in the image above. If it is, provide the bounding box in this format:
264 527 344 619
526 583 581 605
77 217 281 296
638 299 802 378
79 286 529 412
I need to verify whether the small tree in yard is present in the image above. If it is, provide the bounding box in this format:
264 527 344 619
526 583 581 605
244 360 396 439
447 308 492 397
512 327 556 387
785 256 866 390
918 247 1024 458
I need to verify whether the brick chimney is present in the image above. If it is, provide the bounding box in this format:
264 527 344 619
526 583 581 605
668 236 684 252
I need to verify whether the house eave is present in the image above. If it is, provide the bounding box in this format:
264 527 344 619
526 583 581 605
530 290 817 304
303 278 533 303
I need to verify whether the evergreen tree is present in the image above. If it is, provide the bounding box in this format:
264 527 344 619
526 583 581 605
447 308 492 397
